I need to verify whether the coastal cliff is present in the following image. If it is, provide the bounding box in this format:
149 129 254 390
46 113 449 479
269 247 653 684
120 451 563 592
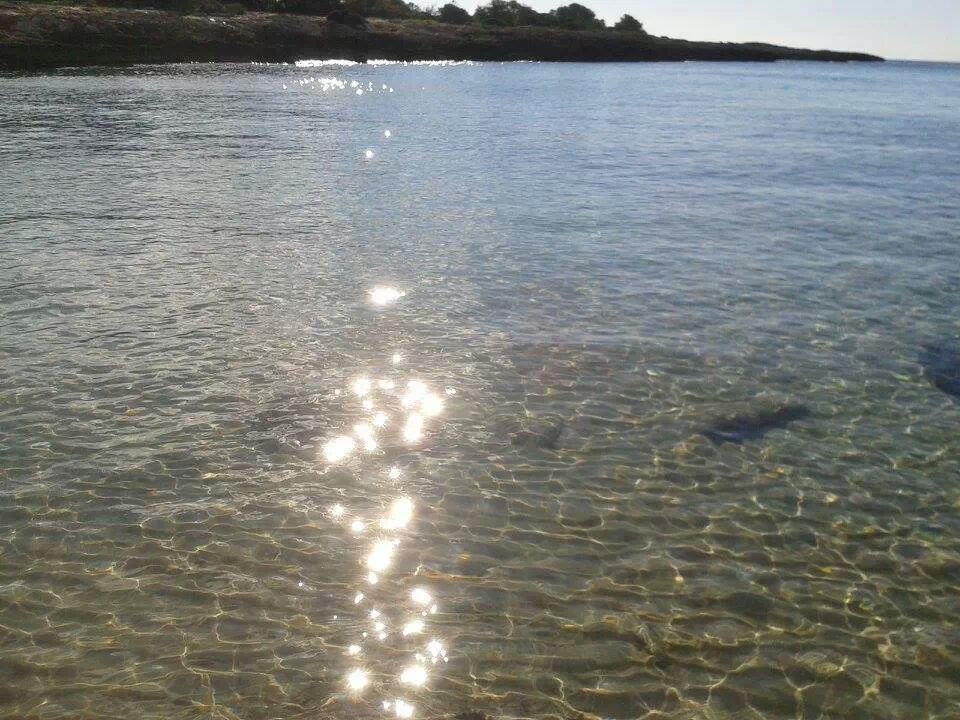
0 3 884 70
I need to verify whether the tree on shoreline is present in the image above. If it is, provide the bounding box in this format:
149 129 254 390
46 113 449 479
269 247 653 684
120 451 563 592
471 0 619 30
438 2 470 24
551 2 603 30
343 0 422 17
474 0 552 26
613 13 643 32
72 0 638 28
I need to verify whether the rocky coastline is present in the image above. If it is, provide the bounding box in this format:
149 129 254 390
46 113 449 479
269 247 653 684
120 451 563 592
0 3 884 70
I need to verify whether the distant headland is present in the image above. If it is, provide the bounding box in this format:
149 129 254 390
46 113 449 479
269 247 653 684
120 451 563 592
0 0 884 70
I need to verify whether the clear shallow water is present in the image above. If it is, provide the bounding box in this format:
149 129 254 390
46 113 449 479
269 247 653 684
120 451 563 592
1 59 960 720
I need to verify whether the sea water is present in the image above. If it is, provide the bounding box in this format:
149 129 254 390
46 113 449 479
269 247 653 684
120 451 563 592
1 60 959 719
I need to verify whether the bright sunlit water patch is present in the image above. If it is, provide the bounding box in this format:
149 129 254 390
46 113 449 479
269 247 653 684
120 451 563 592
352 376 373 396
426 640 448 664
420 392 444 417
313 330 454 718
401 619 424 637
393 699 414 720
410 587 432 605
365 539 396 573
295 59 359 67
367 58 477 66
402 413 424 444
399 663 428 687
345 668 369 693
322 435 356 463
381 497 414 530
368 286 406 307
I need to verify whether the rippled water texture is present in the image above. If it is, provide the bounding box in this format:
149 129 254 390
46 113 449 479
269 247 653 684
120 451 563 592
2 60 960 720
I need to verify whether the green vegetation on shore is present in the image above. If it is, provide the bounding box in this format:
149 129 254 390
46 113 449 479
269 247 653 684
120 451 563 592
0 0 884 70
16 0 647 34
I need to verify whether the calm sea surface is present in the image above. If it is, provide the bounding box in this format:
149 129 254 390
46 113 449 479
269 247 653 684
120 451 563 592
2 59 960 720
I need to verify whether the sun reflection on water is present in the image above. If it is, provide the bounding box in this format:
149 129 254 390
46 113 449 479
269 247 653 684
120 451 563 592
369 286 406 307
318 288 454 719
352 376 373 396
399 664 428 687
421 392 444 417
322 435 355 463
402 413 424 444
392 699 415 719
410 587 432 605
401 619 425 636
346 668 370 693
366 539 396 573
381 497 414 530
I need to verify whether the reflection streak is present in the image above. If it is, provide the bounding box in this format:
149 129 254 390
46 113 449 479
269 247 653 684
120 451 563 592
324 288 452 718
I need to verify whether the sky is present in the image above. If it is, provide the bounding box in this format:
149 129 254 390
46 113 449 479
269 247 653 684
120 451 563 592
455 0 960 62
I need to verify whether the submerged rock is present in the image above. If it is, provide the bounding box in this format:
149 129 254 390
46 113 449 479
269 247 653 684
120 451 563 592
919 342 960 401
701 404 811 445
510 419 566 449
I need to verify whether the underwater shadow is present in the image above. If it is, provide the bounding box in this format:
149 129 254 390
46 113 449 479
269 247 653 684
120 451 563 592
701 404 812 445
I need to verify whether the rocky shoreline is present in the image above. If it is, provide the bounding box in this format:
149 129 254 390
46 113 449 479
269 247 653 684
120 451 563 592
0 3 884 71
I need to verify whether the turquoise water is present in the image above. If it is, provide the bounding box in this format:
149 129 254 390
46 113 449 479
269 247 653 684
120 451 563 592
1 60 960 720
